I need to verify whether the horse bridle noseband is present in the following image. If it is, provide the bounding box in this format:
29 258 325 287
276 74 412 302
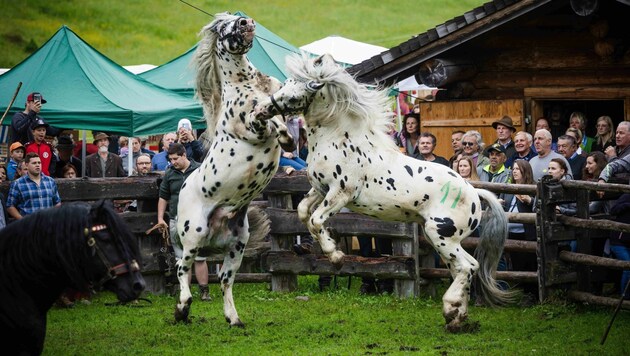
85 224 140 286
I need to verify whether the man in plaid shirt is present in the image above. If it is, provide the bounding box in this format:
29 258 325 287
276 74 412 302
6 152 61 220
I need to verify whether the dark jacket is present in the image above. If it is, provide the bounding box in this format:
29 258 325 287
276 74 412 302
10 111 62 145
159 160 201 218
181 140 205 163
500 192 536 241
84 152 126 178
610 194 630 247
568 153 586 180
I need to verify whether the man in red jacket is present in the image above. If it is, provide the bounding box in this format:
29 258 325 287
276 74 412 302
24 119 56 176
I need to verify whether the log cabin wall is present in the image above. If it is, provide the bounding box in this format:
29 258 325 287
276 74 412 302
415 0 630 158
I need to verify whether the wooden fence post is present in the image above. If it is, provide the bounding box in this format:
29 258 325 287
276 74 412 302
392 223 420 298
268 193 298 292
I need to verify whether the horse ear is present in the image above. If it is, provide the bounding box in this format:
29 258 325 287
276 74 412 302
313 55 325 66
90 200 112 220
306 81 324 92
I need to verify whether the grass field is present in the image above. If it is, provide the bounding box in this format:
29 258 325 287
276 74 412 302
43 277 630 355
1 0 486 68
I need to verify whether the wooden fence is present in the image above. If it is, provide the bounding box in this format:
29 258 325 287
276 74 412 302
1 173 629 307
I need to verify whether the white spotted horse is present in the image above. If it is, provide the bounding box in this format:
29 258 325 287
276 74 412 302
174 13 294 326
0 200 145 355
254 54 515 331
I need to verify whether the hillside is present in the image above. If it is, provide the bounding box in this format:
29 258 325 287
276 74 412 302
1 0 486 68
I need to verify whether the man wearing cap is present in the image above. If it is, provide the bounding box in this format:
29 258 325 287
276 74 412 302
176 118 204 163
54 135 82 178
483 115 517 163
10 92 60 145
85 132 126 178
6 152 61 220
24 119 57 176
480 143 511 184
7 142 25 181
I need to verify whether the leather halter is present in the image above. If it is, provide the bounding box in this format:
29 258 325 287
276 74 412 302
85 224 140 286
269 94 287 121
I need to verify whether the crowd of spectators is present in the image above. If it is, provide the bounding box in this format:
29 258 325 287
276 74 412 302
3 91 630 301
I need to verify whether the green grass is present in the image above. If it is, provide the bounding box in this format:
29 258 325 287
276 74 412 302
44 277 630 355
1 0 486 68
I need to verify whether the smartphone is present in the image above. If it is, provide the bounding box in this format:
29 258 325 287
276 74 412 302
33 93 41 103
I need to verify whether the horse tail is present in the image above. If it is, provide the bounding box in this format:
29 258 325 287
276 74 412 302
245 204 271 254
474 188 518 306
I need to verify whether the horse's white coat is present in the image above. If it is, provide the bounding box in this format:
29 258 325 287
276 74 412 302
255 54 513 330
174 13 291 326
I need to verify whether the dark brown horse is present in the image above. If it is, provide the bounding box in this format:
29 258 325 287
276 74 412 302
0 200 145 355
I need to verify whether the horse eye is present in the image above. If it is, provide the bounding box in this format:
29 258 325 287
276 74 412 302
239 19 247 26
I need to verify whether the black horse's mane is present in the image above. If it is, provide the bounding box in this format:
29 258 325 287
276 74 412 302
0 201 139 290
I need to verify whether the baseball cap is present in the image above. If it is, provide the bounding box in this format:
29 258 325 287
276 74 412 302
178 118 192 131
9 142 25 152
27 92 47 104
487 143 505 154
31 119 49 130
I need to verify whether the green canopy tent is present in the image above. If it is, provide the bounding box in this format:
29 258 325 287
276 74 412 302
0 25 203 137
140 11 300 96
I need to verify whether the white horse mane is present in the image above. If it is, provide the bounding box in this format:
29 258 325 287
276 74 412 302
192 12 234 141
285 54 395 148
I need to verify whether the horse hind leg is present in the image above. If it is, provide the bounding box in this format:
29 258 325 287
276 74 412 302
424 220 479 332
174 211 212 323
219 206 251 327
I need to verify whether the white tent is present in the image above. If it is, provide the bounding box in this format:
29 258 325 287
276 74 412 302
300 35 387 66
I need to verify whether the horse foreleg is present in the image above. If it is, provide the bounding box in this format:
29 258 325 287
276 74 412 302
424 223 478 332
219 206 250 328
306 189 349 266
297 188 323 224
268 116 295 152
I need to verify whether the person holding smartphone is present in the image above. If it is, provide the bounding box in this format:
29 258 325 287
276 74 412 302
176 118 204 163
10 92 60 145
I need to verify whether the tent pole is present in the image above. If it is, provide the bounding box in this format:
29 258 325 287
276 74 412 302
81 130 86 177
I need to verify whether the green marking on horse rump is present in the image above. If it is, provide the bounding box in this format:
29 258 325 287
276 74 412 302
440 181 462 208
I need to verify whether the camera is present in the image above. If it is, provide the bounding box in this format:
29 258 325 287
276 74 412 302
33 93 41 103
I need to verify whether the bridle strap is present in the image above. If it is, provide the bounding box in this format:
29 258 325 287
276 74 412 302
270 94 287 121
86 224 139 286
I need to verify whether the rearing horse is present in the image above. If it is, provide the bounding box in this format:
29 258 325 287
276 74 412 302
174 13 293 326
255 54 515 331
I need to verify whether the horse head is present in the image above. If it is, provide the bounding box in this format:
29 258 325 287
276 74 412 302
85 200 145 302
208 12 255 55
254 78 324 121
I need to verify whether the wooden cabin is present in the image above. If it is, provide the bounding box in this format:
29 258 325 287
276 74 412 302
349 0 630 158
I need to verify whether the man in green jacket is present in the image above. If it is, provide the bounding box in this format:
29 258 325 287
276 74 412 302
157 143 210 301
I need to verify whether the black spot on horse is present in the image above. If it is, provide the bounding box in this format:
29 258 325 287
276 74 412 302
425 176 433 182
448 171 457 177
246 155 253 161
418 167 423 174
386 178 396 190
471 202 476 215
196 227 202 232
404 165 413 177
434 217 456 237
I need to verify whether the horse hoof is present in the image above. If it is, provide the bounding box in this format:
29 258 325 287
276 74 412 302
329 251 345 269
174 306 190 323
445 319 479 334
230 320 245 328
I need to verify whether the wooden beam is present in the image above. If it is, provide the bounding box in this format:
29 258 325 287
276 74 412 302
263 251 415 279
208 273 272 283
418 268 538 283
524 86 630 99
559 250 630 270
266 208 415 239
568 290 630 310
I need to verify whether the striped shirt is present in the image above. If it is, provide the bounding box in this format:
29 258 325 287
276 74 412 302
7 174 61 216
